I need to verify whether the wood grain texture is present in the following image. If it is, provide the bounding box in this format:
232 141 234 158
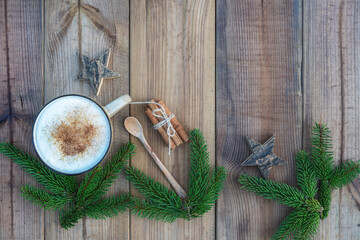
44 0 129 239
303 0 360 239
216 0 302 239
338 1 360 238
0 0 43 239
130 0 215 239
44 1 83 238
81 0 130 239
0 1 11 238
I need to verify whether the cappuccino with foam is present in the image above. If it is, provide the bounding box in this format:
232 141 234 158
33 95 112 175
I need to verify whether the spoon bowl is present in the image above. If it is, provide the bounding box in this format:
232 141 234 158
124 117 144 139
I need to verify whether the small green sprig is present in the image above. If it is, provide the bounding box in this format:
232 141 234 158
310 123 360 218
238 122 360 240
127 129 227 222
0 142 135 229
0 143 77 197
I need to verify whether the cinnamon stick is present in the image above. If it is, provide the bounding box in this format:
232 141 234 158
145 107 176 150
147 100 183 146
157 100 189 143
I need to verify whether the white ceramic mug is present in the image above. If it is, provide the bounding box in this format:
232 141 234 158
32 94 131 175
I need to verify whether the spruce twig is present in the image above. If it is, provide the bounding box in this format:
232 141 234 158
295 151 317 198
0 142 136 229
238 122 360 239
127 129 227 222
59 205 85 229
0 142 77 197
21 185 72 210
329 161 360 189
271 209 303 240
238 174 305 209
85 194 134 219
310 123 360 219
76 143 135 206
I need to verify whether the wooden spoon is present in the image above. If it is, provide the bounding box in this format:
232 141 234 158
124 117 187 199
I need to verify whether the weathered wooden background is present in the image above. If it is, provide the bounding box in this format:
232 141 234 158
0 0 359 239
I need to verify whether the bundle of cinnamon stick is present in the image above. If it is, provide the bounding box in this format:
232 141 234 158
145 100 189 151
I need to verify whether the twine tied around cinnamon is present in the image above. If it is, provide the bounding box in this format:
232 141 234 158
130 101 176 154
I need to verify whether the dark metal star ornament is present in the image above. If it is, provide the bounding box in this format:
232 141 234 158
78 49 120 96
241 136 287 179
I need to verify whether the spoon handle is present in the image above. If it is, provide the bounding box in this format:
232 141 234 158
140 137 187 199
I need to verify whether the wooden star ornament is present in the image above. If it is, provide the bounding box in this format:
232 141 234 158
78 49 120 96
241 136 287 179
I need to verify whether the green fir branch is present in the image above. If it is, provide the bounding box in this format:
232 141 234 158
0 142 136 229
21 185 71 210
238 122 360 239
85 194 134 219
127 129 226 222
295 211 320 240
189 166 227 217
310 123 334 180
271 209 304 240
329 160 360 189
318 180 332 219
295 151 317 198
132 198 182 223
126 167 183 212
0 142 77 197
188 129 211 203
76 143 135 206
59 205 85 229
238 174 305 209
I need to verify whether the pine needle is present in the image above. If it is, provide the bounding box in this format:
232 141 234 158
126 129 226 222
132 198 182 222
238 174 305 209
238 122 360 239
190 166 227 216
271 209 304 240
21 185 71 210
310 123 334 180
188 129 211 203
126 167 183 211
318 180 332 219
85 194 134 219
59 206 85 229
330 160 360 189
76 143 135 206
295 151 317 198
0 142 136 229
0 142 77 197
294 211 320 240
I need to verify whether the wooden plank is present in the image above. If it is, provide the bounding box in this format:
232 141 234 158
303 0 360 239
338 1 360 238
0 0 44 239
0 0 12 239
216 0 302 239
44 0 130 239
44 1 83 238
80 0 130 239
130 0 215 239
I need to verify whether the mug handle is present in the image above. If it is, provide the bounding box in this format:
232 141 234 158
103 94 132 118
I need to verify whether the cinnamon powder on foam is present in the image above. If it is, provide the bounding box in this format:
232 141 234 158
50 109 98 157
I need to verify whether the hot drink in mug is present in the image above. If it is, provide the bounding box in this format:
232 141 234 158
33 94 131 175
